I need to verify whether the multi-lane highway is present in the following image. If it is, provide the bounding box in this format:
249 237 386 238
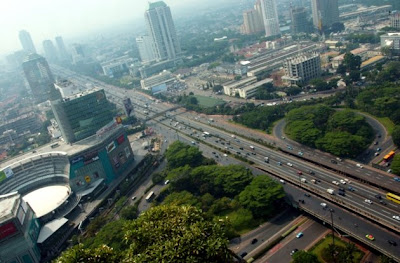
52 66 400 261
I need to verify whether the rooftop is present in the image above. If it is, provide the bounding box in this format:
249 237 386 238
37 217 68 244
149 1 166 10
0 192 20 224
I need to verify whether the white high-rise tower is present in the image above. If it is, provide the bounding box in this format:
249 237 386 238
144 1 181 61
19 30 37 53
260 0 280 37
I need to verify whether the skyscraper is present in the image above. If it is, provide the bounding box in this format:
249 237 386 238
55 36 70 62
260 0 280 37
291 7 311 34
136 36 156 63
19 30 36 53
311 0 339 31
242 9 264 35
144 1 181 61
22 54 57 103
42 40 58 63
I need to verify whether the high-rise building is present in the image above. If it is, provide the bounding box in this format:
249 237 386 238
242 9 264 35
22 54 57 103
260 0 280 37
291 7 311 34
144 1 181 61
55 36 70 62
70 44 85 64
311 0 339 31
19 30 36 54
282 53 321 85
42 40 58 63
136 36 156 63
390 12 400 29
50 89 114 143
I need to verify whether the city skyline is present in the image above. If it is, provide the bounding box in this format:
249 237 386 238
0 0 228 56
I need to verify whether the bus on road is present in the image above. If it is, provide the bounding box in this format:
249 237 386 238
145 191 155 202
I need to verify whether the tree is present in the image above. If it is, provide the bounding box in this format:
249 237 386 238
292 250 320 263
391 155 400 175
343 53 361 71
120 205 138 220
123 205 232 262
392 126 400 147
238 175 285 218
165 141 204 169
56 244 121 263
152 172 165 184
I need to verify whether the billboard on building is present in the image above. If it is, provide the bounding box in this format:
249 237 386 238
0 167 14 183
0 222 17 240
123 98 133 116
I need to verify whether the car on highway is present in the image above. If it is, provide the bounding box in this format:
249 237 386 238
304 193 311 197
298 151 303 156
223 154 227 157
388 240 397 246
296 232 303 238
340 179 346 184
364 199 373 204
279 179 285 184
338 191 345 196
348 186 355 191
394 177 400 182
320 203 327 208
251 238 258 244
287 162 293 167
131 196 136 201
393 215 400 221
331 159 337 164
356 163 363 169
290 249 298 256
375 194 382 199
277 162 282 166
240 252 247 258
365 234 375 241
332 181 339 185
377 147 381 152
308 170 315 175
297 171 302 175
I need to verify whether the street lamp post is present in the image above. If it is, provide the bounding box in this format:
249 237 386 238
329 208 336 263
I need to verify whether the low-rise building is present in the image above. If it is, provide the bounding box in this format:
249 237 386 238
282 53 321 86
223 77 273 99
331 48 369 69
140 70 176 93
101 55 136 78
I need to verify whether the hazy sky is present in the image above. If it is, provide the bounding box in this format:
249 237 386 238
0 0 203 55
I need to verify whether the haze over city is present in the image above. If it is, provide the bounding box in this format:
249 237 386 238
1 0 400 262
0 0 233 55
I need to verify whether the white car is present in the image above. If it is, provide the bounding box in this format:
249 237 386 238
223 154 228 157
340 179 346 185
365 199 373 204
332 181 340 185
287 162 293 167
356 163 363 169
320 203 327 208
393 215 400 221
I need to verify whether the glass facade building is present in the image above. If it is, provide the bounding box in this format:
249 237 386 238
51 89 114 143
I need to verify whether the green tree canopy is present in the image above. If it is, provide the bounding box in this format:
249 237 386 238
393 126 400 147
165 141 204 169
292 250 320 263
238 175 285 218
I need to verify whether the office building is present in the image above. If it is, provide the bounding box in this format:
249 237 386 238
282 52 321 85
54 79 81 98
242 9 264 35
19 30 37 54
0 192 41 263
50 89 114 143
101 55 135 78
42 40 58 63
291 7 310 34
22 54 57 103
311 0 339 30
70 44 85 64
390 12 400 29
136 36 156 63
55 36 70 62
144 1 181 61
381 33 400 55
260 0 280 37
